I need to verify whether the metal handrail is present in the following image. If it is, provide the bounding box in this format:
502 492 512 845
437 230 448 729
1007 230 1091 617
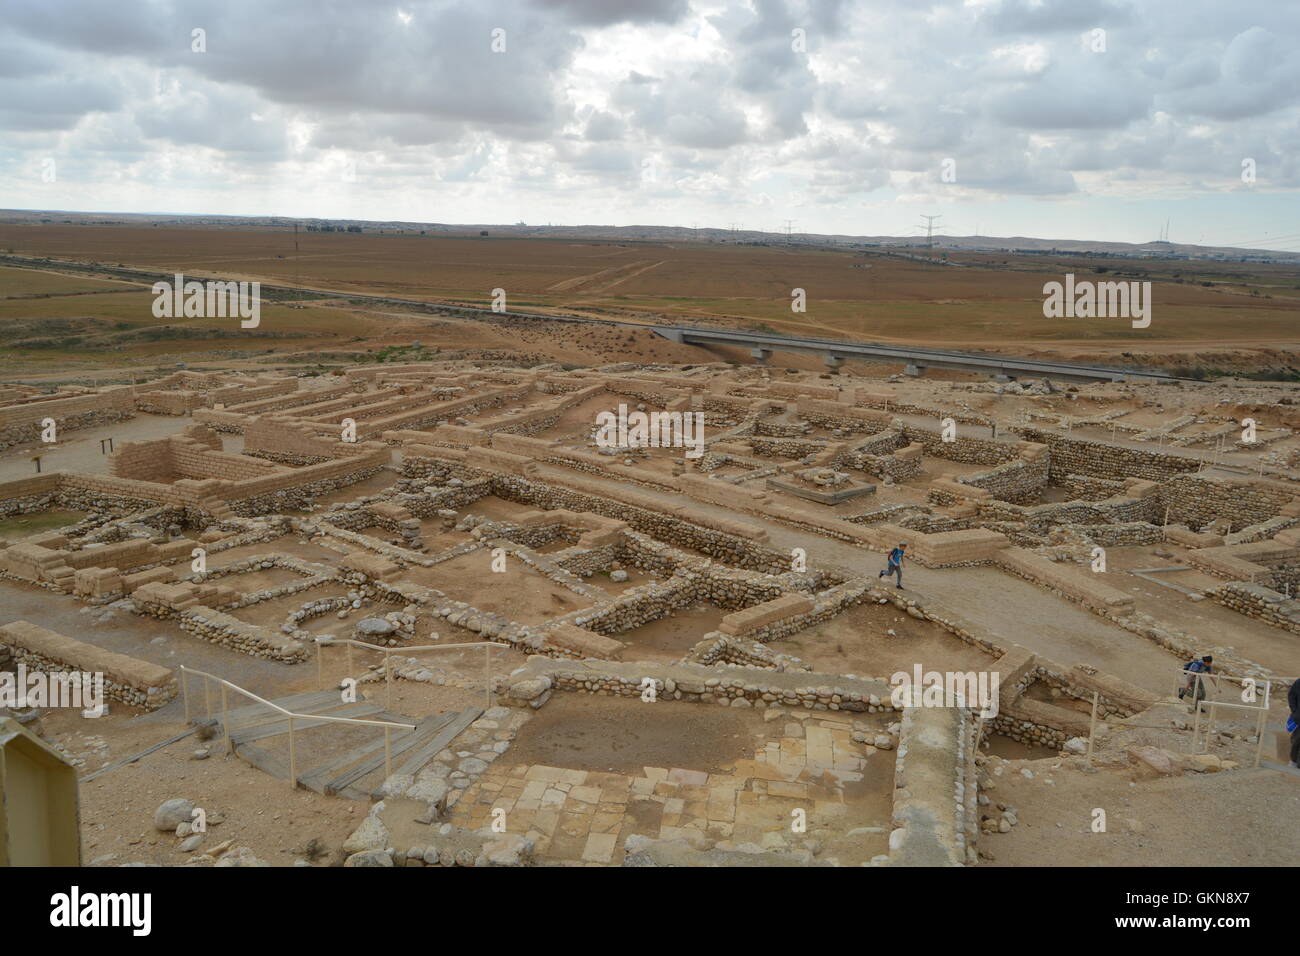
179 665 415 789
315 636 508 709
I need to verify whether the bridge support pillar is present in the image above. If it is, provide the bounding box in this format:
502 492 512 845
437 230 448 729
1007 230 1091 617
994 374 1013 383
751 347 772 364
904 363 925 377
823 353 844 371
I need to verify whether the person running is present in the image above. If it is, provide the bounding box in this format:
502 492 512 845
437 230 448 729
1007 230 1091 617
1179 655 1216 712
1288 675 1300 769
878 542 906 589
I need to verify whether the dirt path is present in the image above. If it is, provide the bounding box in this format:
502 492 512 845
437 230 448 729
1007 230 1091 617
980 760 1300 867
536 465 1185 692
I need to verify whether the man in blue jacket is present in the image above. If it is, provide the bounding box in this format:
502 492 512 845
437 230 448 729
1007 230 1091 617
1289 676 1300 768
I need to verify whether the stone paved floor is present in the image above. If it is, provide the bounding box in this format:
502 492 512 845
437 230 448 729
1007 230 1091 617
447 708 894 864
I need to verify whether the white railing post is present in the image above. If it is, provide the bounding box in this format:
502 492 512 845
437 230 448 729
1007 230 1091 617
288 714 297 789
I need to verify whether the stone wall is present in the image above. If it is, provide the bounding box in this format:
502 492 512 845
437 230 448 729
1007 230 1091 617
0 620 177 710
0 385 136 451
1017 427 1201 482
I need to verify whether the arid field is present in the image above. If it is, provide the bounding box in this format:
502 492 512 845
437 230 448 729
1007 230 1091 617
2 222 1298 380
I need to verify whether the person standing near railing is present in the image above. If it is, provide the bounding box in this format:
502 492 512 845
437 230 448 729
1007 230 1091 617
1288 675 1300 769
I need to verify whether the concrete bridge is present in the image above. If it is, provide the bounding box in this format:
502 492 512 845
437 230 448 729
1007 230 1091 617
651 324 1189 385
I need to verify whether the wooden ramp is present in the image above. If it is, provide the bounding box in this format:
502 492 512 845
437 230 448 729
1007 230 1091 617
195 689 484 801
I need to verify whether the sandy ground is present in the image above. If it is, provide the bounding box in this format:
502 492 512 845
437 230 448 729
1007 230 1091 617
978 756 1300 867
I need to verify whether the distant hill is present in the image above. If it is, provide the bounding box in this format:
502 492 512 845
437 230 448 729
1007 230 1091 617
2 208 1297 263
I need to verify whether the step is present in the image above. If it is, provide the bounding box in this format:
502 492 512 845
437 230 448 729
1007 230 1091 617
323 711 460 797
228 702 387 745
206 688 346 729
297 711 445 795
390 707 484 780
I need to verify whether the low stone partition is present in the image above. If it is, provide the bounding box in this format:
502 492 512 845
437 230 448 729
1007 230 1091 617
0 620 176 710
131 581 306 661
1183 539 1297 582
497 655 897 714
684 633 810 671
545 623 626 660
888 704 979 867
1210 583 1300 635
718 593 814 636
993 548 1135 614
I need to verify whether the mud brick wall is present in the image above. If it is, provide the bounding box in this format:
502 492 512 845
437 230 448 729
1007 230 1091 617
307 389 445 424
0 620 177 709
169 439 284 482
223 451 388 515
191 409 249 433
206 379 296 408
362 385 532 438
109 437 283 483
244 416 350 461
0 474 63 517
58 473 189 510
135 390 205 415
1157 474 1296 532
0 384 134 427
0 385 136 451
226 382 355 415
286 386 408 420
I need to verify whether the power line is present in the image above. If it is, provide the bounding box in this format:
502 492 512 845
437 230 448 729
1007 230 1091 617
917 214 942 249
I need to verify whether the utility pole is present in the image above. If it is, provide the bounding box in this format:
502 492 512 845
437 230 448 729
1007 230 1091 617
917 214 942 250
783 219 795 241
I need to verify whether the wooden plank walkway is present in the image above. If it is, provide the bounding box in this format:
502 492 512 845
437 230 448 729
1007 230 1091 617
190 686 486 801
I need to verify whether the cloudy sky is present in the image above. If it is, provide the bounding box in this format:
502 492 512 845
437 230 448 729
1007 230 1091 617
3 0 1299 249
